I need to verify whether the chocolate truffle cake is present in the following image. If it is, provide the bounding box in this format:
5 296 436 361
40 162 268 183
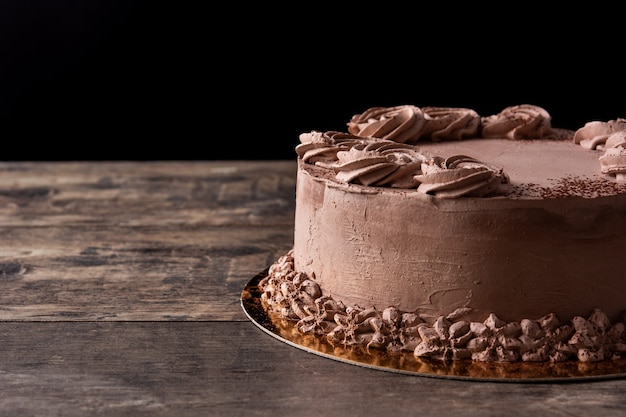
259 104 626 363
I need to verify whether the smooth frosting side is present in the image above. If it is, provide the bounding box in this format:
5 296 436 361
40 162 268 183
293 160 626 325
260 251 626 362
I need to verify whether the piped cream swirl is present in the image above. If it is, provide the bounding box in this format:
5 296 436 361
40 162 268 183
414 155 509 198
421 107 481 141
347 105 425 144
295 131 364 165
573 119 626 150
318 140 428 188
574 119 626 182
296 104 626 196
297 133 508 195
481 104 553 139
348 104 556 142
599 131 626 182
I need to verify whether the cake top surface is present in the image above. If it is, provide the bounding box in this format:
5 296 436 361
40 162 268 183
413 137 626 198
296 104 626 199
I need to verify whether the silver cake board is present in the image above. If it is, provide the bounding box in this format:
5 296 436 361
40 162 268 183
242 269 626 382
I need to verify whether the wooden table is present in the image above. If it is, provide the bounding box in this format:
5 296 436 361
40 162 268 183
1 161 625 417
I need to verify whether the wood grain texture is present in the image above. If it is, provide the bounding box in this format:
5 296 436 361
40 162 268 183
0 225 291 321
0 161 625 417
0 161 295 321
2 322 625 417
0 161 296 227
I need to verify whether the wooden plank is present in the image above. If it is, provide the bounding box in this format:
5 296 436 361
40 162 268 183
0 161 297 227
0 225 292 321
0 161 296 321
1 321 625 417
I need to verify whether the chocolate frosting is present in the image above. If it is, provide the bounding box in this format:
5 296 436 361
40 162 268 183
260 252 626 362
481 104 553 139
303 105 589 197
261 103 626 363
347 105 425 143
573 119 626 181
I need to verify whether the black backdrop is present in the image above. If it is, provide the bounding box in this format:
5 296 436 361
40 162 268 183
2 1 624 161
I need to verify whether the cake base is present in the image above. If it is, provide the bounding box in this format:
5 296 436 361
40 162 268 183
242 269 626 382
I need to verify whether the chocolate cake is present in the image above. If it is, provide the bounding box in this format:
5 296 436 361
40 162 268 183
259 104 626 363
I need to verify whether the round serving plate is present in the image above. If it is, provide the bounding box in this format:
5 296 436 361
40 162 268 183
242 269 626 382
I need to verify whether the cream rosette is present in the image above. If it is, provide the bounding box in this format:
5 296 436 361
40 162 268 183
414 155 508 198
347 105 426 144
324 140 428 188
420 107 481 141
599 131 626 182
573 118 626 150
481 104 553 139
296 131 365 165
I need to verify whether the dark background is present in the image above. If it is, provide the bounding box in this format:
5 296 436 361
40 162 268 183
2 1 624 161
